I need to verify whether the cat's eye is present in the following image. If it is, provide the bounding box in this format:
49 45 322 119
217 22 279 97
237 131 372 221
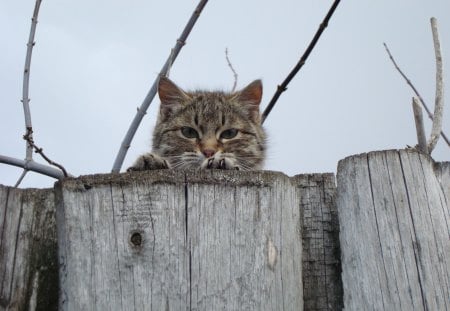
181 127 199 139
220 128 238 140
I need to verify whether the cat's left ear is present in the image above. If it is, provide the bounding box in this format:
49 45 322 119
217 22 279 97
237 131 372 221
235 80 263 123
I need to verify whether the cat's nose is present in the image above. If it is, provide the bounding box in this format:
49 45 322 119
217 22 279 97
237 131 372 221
202 149 216 158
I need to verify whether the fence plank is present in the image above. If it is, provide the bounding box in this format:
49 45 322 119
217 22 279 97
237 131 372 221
295 173 343 310
435 161 450 202
337 150 450 310
0 185 57 310
56 170 304 310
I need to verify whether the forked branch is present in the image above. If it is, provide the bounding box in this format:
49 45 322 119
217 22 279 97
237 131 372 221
0 0 70 184
112 0 209 172
261 0 341 124
383 42 449 148
23 129 69 177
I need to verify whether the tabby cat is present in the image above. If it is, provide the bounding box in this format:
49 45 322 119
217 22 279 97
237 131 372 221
128 77 266 171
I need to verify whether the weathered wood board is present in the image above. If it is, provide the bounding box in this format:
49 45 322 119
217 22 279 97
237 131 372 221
1 170 341 310
7 149 446 310
0 185 58 310
294 174 343 310
435 161 450 202
337 150 450 310
56 170 304 310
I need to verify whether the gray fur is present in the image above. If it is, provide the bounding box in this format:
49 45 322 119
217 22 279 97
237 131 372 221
128 78 266 171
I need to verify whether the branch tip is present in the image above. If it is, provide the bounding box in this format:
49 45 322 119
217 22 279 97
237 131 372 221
112 0 209 172
427 17 445 153
261 0 341 124
225 48 238 92
384 42 449 148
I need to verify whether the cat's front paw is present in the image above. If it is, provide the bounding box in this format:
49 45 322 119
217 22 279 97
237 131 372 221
202 156 239 170
127 153 170 171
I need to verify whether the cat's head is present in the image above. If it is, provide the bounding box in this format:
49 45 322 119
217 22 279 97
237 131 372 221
152 77 266 170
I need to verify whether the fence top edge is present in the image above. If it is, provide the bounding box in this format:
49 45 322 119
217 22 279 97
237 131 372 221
336 148 446 171
0 183 53 195
57 169 288 190
55 169 338 191
1 170 336 192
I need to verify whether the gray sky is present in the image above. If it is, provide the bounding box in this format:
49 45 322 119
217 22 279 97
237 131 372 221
1 0 449 188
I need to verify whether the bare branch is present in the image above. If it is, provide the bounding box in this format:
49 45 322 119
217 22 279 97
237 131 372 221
0 155 66 180
261 0 341 124
15 0 43 186
10 0 69 183
111 0 209 173
383 42 450 147
15 169 30 187
14 170 29 188
23 128 69 177
412 97 428 153
225 48 238 92
428 17 445 153
166 48 175 78
22 0 42 158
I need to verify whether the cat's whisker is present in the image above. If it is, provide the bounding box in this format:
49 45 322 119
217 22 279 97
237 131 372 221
168 155 203 169
166 154 196 159
236 164 252 171
236 160 257 171
171 163 186 169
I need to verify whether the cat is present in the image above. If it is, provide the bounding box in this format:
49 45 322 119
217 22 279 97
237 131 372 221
127 77 266 171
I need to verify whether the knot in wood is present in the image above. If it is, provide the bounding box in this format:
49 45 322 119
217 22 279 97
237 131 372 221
130 232 142 247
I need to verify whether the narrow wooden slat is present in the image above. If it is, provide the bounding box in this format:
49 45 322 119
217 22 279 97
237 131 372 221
0 185 57 310
295 173 343 310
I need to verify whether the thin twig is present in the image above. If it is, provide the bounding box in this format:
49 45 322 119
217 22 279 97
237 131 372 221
225 48 238 92
23 129 69 177
412 97 428 153
383 42 450 147
428 17 444 153
0 155 66 180
261 0 341 124
14 170 29 188
112 0 209 173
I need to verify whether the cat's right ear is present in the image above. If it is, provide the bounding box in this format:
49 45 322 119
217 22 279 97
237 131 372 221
158 77 190 120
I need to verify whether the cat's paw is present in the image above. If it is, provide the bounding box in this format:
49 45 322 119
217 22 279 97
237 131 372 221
127 153 170 171
202 156 239 170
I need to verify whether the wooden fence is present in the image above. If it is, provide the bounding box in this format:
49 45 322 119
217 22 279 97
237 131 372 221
0 149 448 310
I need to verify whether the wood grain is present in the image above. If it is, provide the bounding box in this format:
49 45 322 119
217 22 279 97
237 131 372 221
294 173 343 310
4 149 445 310
0 185 57 310
337 149 450 310
56 170 304 310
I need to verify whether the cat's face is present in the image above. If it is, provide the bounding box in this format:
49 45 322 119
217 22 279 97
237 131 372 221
152 78 266 170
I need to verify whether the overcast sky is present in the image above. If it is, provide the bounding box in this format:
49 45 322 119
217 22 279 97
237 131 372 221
1 0 449 188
